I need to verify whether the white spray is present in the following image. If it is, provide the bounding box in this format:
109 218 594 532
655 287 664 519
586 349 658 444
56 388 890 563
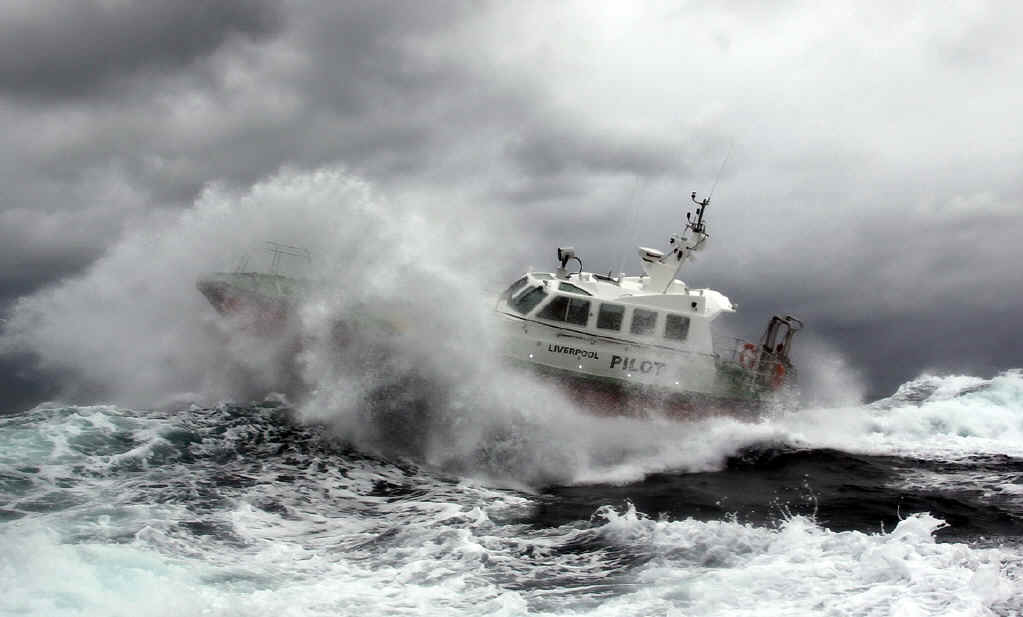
4 167 792 485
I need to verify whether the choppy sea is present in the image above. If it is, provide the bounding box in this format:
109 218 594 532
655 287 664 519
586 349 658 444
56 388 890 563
3 371 1022 616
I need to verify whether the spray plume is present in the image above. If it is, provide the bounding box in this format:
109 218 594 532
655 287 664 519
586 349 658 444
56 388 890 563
0 167 815 486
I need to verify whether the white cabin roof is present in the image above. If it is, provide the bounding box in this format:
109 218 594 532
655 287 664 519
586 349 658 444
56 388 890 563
517 271 735 320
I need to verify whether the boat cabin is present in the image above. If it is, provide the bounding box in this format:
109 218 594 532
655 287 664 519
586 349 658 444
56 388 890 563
496 270 735 357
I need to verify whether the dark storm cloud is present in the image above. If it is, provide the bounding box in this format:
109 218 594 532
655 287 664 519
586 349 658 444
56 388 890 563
0 353 57 415
296 2 472 111
510 126 675 179
492 121 691 205
0 0 478 308
0 0 283 101
9 0 482 199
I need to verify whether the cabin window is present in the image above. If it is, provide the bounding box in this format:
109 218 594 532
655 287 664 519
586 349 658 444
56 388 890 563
566 298 590 325
500 277 529 302
596 303 624 331
537 295 591 326
664 314 690 341
512 286 546 315
533 273 554 280
630 308 658 336
558 282 592 296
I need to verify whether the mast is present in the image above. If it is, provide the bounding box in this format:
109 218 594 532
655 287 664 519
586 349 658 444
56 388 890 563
638 191 712 292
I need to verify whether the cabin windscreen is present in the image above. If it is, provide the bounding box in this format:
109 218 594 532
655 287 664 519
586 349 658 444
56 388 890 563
500 277 528 303
511 286 547 315
537 295 590 326
558 282 592 296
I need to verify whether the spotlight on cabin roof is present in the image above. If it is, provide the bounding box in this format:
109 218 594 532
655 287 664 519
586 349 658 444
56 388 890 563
556 246 580 279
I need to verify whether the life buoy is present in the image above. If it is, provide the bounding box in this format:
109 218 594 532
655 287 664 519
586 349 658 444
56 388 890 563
739 343 758 369
771 362 786 389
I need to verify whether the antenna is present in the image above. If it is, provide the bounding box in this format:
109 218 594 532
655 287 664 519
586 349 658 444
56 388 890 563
707 141 733 200
683 143 732 241
613 174 648 282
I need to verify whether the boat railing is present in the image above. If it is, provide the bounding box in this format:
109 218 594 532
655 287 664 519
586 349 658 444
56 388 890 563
714 336 748 364
231 242 312 277
715 335 798 388
266 241 311 275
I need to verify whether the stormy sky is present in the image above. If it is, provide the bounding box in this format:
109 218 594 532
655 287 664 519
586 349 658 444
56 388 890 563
1 0 1021 408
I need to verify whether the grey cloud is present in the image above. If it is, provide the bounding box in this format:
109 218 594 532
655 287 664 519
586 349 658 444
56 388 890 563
0 204 125 310
699 179 1023 395
509 126 676 180
492 177 586 204
495 117 735 208
926 4 1023 69
0 0 283 101
0 0 487 311
296 2 471 107
0 353 57 415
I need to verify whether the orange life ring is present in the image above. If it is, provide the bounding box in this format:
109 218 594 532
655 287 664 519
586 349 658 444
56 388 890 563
739 343 758 369
771 362 786 389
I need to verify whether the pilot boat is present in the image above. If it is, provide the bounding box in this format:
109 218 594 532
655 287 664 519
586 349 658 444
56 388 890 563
493 192 802 418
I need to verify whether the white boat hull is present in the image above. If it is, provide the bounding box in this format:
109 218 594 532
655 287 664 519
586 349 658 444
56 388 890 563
496 313 774 417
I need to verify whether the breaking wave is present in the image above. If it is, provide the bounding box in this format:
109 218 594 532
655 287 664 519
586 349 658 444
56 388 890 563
769 369 1023 461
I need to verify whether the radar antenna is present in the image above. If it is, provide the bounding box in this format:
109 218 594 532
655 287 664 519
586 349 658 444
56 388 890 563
686 192 711 237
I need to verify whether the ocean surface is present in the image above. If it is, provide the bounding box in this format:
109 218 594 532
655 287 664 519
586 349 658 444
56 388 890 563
3 371 1022 616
